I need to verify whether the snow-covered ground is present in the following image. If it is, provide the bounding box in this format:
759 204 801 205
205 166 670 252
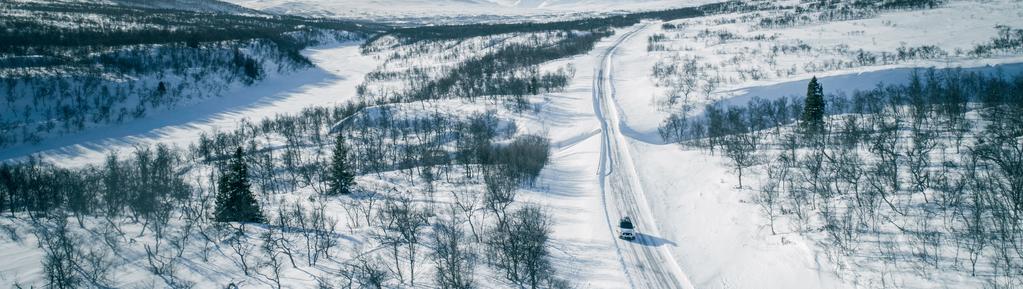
5 0 1023 288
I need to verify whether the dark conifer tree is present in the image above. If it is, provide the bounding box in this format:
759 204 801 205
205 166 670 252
908 70 926 120
0 163 9 214
327 134 356 195
215 147 264 223
243 59 261 81
103 153 124 216
802 76 826 133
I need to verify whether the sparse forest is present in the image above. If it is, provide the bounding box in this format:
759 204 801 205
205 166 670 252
0 102 556 287
663 68 1023 285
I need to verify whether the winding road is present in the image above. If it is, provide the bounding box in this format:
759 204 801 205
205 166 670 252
594 25 694 289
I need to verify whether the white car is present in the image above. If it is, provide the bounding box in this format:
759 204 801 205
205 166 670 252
619 217 636 240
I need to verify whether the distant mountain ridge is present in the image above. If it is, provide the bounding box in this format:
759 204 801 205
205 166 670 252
109 0 263 14
10 0 265 14
220 0 711 21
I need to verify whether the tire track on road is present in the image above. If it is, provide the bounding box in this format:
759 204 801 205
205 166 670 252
594 24 695 289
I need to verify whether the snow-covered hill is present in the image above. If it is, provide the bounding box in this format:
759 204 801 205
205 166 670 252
19 0 264 14
110 0 263 14
222 0 715 22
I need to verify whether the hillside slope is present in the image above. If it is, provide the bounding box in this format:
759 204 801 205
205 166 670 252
222 0 715 22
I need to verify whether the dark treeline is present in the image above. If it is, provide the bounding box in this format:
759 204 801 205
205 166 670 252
757 0 944 28
366 0 745 46
371 16 639 46
668 67 1023 282
0 1 381 53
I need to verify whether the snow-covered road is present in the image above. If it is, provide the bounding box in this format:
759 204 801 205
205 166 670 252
594 24 694 289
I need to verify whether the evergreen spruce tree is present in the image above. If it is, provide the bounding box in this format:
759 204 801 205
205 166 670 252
103 153 124 216
328 134 356 195
215 147 264 223
802 76 826 133
908 70 926 121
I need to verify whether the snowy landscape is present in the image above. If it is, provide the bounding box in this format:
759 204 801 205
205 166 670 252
2 0 1023 288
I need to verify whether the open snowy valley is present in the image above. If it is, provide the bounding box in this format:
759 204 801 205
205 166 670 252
2 0 1023 288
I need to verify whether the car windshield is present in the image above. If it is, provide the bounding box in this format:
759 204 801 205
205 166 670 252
619 219 634 229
